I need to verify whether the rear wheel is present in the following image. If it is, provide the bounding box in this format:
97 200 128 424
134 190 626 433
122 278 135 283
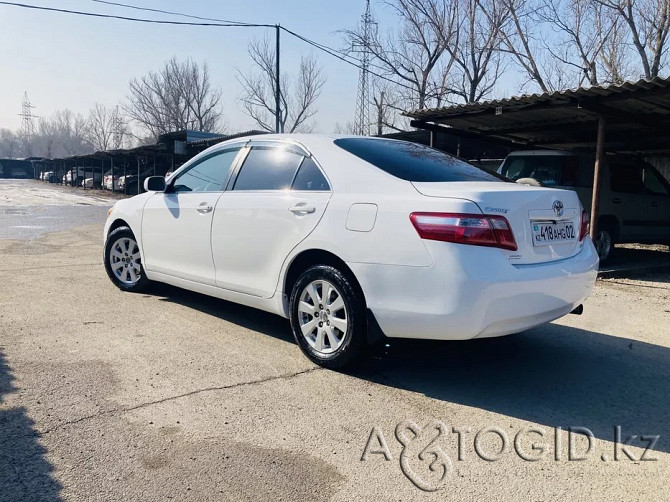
104 227 149 292
289 265 366 369
595 224 615 263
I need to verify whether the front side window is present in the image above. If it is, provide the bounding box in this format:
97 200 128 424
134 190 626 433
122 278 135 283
233 146 304 191
609 163 644 194
335 138 504 182
172 148 241 193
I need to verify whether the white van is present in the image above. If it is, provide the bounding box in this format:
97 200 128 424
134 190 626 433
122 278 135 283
498 150 670 261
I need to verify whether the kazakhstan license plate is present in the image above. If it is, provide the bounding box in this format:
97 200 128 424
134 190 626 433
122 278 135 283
532 221 576 246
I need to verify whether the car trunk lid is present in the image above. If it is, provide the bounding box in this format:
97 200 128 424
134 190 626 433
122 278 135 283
412 181 584 264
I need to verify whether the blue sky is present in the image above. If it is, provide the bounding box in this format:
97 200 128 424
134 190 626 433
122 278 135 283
0 0 396 133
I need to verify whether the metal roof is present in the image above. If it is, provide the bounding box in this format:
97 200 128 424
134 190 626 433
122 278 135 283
405 76 670 155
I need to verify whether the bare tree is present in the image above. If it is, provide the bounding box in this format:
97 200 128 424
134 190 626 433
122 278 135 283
498 0 557 92
598 6 634 82
86 104 129 151
0 129 20 158
125 57 224 139
344 0 458 112
52 109 90 156
595 0 670 79
238 38 325 133
445 0 508 103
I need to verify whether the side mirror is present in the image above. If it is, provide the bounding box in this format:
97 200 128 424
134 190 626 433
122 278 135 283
144 176 166 192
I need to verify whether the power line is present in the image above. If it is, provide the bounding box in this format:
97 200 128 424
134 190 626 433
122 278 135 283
89 0 407 91
0 1 272 27
0 1 417 96
87 0 258 26
280 27 416 94
87 0 393 76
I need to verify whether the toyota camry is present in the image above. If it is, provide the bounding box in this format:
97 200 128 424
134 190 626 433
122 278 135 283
104 135 599 368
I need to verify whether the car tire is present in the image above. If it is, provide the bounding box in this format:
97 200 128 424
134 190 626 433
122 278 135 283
595 224 615 263
289 265 366 369
104 226 149 292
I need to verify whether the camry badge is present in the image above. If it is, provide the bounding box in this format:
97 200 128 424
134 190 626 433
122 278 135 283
552 200 564 217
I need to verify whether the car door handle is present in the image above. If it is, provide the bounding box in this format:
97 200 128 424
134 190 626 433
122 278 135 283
288 204 316 214
197 202 213 214
612 198 622 204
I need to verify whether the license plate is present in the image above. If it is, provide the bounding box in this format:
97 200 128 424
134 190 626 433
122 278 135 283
532 221 576 246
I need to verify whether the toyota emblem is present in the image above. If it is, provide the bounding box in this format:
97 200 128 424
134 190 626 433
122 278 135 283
552 200 564 217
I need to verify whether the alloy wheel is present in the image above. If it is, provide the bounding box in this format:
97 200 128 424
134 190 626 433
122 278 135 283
109 237 142 286
298 280 348 354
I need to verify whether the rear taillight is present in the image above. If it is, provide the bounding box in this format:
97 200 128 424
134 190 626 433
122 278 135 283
579 210 590 241
410 212 518 251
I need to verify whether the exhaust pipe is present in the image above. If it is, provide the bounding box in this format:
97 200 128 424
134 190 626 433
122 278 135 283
570 304 584 315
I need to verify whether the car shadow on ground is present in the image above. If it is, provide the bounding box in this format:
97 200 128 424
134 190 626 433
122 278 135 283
0 350 63 501
355 323 670 456
151 283 669 456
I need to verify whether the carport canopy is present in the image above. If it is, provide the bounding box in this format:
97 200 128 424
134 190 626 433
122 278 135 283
405 76 670 239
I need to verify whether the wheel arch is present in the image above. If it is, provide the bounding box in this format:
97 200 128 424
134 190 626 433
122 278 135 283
283 249 365 304
598 214 620 242
107 218 132 236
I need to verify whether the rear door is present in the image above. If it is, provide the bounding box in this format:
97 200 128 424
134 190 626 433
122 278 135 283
141 145 243 285
212 142 331 298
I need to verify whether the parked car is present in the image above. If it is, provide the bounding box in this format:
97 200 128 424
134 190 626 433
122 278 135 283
63 167 88 186
119 167 157 195
42 171 57 183
81 171 103 189
498 150 670 261
103 171 121 191
104 135 598 368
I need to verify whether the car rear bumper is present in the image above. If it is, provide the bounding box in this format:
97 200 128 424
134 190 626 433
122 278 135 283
348 238 599 340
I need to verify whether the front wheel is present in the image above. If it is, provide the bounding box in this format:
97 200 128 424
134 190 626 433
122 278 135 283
104 226 149 292
289 265 366 369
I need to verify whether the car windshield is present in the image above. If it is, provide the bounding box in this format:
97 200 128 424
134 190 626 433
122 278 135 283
334 138 506 182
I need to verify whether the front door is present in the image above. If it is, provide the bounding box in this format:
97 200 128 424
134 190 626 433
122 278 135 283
212 143 332 298
141 146 243 285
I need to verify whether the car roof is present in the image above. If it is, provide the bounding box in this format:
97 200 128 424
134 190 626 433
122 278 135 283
189 134 419 194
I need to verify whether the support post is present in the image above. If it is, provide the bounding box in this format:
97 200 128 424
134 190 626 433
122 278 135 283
429 130 434 148
111 157 114 191
137 157 140 195
275 24 281 133
589 115 606 240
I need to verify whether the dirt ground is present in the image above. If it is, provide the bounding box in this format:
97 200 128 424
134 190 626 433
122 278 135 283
0 180 668 501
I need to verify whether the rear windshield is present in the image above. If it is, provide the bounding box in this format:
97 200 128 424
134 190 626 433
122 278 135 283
334 138 504 182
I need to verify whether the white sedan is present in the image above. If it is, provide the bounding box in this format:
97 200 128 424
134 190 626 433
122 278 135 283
103 135 599 368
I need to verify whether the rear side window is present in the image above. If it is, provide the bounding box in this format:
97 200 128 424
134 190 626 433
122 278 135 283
292 157 330 191
334 138 502 182
233 146 304 191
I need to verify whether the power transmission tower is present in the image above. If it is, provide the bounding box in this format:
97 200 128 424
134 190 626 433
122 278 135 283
352 0 375 136
18 92 37 157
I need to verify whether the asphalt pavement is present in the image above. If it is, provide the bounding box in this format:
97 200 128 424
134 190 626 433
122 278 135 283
0 179 668 501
